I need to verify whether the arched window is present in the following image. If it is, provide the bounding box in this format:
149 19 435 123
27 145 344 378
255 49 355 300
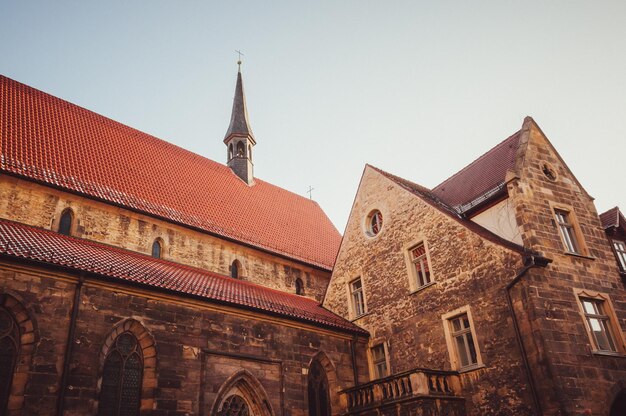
308 359 331 416
151 239 162 259
295 278 304 295
59 209 73 236
218 395 249 416
231 260 240 279
0 307 19 413
228 143 234 160
236 142 245 157
98 332 143 416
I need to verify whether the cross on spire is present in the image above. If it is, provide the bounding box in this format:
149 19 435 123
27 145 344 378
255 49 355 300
235 50 244 70
307 186 315 200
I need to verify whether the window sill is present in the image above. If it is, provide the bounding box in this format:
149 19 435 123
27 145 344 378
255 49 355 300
457 363 486 373
563 252 595 261
410 281 436 295
351 312 371 322
591 350 626 358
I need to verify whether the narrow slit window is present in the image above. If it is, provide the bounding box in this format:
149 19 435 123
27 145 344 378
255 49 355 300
59 209 73 236
295 278 304 295
151 239 162 259
231 260 240 279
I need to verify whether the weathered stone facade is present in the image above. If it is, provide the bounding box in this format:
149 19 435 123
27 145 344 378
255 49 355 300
0 262 368 415
0 175 330 301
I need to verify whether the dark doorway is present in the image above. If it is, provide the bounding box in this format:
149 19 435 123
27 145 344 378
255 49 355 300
610 390 626 416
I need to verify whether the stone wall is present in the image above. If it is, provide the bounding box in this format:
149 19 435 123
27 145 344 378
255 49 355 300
0 175 329 301
0 261 367 416
324 166 533 415
506 119 626 415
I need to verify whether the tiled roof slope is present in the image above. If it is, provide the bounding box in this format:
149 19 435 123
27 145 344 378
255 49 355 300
0 75 340 269
370 165 528 255
0 219 365 335
600 206 624 230
432 131 522 209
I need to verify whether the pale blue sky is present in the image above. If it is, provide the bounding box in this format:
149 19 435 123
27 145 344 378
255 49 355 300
1 1 625 232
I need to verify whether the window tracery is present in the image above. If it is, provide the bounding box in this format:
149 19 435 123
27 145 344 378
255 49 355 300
0 307 19 413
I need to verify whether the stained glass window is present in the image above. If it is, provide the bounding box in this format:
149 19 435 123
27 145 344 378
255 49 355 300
98 332 143 416
0 307 19 413
218 395 249 416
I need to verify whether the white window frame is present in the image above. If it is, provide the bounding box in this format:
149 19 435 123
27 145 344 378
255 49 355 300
612 240 626 271
368 342 390 380
442 306 484 372
404 240 434 292
573 288 625 355
348 277 367 319
550 203 588 256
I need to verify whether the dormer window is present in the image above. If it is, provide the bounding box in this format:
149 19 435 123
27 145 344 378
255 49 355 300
151 239 162 259
58 209 73 236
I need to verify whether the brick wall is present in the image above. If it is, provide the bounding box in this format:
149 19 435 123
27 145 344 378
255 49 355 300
0 262 366 416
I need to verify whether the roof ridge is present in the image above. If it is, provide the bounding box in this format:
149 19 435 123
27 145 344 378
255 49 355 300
433 130 522 191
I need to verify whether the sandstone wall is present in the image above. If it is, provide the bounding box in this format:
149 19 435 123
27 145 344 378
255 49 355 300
0 262 367 416
507 119 626 415
324 166 531 415
0 175 329 301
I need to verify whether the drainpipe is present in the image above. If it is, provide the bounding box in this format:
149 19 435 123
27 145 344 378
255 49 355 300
56 275 84 416
506 255 551 416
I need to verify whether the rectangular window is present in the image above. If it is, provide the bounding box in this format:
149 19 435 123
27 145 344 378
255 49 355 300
410 243 431 288
371 344 388 379
580 297 617 352
350 278 366 317
449 314 478 369
555 209 580 254
613 240 626 271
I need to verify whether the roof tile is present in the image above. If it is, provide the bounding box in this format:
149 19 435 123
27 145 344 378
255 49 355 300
0 75 340 269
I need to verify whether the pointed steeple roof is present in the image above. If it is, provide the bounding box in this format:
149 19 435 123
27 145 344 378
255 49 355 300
224 66 255 144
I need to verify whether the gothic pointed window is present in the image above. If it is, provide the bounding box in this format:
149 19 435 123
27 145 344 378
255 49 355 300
59 209 73 236
308 360 331 416
0 307 19 413
295 278 304 295
98 332 143 416
151 239 162 259
218 395 249 416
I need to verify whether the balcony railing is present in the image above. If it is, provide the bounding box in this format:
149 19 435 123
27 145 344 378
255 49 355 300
340 367 461 411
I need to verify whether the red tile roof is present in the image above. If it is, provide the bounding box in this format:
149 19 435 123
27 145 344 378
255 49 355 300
369 165 528 255
600 206 624 230
0 75 340 269
0 218 365 335
432 131 522 210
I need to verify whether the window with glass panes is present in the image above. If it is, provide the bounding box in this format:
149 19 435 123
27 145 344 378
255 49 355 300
371 344 388 379
449 314 478 368
580 297 617 352
613 240 626 271
350 278 366 317
554 209 580 253
410 243 431 288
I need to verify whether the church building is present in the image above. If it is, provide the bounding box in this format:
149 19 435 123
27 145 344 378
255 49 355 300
1 66 625 416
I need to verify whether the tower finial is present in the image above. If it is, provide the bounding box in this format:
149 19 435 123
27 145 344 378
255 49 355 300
235 50 244 72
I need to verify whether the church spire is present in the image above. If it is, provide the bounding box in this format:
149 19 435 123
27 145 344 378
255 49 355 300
224 60 256 185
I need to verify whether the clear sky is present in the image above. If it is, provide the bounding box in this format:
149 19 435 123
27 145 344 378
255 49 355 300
1 1 624 232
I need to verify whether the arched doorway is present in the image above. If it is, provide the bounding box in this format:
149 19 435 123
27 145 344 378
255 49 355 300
308 359 331 416
610 390 626 416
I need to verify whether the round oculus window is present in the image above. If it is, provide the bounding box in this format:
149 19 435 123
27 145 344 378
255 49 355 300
366 210 383 236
